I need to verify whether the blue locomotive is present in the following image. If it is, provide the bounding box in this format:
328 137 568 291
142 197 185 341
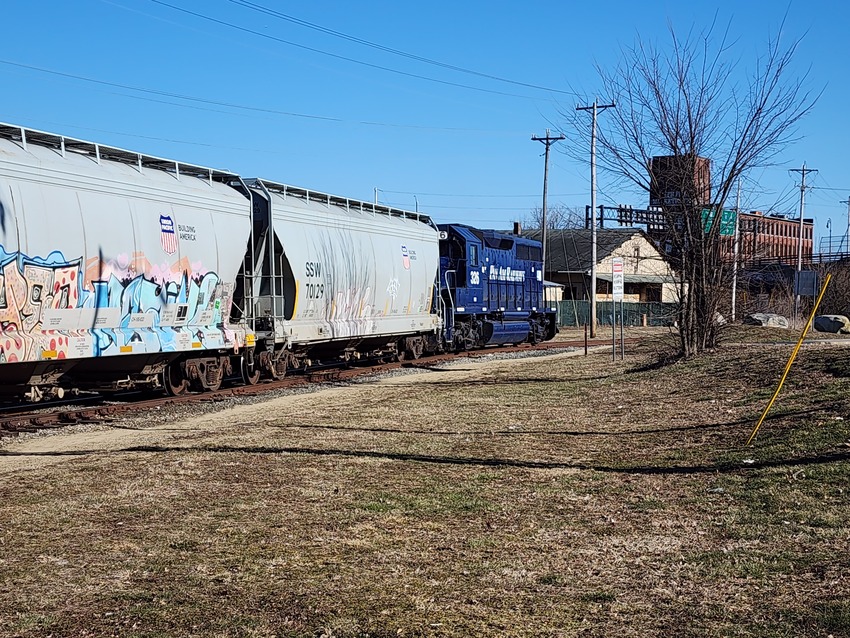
438 224 557 350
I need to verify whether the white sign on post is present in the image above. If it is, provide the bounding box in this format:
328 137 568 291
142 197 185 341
612 257 624 302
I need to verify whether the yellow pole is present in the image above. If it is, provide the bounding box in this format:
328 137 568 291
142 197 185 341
746 273 832 445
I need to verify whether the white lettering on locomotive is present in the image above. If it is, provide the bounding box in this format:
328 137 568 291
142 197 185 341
488 266 526 282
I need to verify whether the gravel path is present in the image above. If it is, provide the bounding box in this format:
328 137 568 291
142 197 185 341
0 346 602 474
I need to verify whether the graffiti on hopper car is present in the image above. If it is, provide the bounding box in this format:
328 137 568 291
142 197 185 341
0 244 232 363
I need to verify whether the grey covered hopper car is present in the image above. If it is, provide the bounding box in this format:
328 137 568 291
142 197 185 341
0 123 443 400
238 179 442 378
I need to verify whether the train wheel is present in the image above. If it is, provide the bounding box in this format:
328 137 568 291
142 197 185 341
163 361 188 396
241 356 260 385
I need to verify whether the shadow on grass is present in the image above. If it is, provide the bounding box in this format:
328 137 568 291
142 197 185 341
3 443 849 476
371 375 616 387
243 404 818 437
258 419 749 437
625 354 682 374
18 404 820 438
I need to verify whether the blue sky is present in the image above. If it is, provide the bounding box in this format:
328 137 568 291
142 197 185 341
1 0 846 246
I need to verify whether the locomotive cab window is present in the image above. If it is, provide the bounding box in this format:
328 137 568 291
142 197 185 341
469 244 479 267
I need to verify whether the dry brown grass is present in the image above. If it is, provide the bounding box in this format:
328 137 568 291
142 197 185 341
1 335 849 637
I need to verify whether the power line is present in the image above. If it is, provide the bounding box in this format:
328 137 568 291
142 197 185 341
0 115 281 155
148 0 549 101
379 189 586 198
384 202 535 212
225 0 576 96
0 59 508 133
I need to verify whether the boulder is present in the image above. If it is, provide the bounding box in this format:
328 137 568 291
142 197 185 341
813 315 850 334
743 313 789 328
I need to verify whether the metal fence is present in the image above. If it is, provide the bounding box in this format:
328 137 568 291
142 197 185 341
556 300 679 327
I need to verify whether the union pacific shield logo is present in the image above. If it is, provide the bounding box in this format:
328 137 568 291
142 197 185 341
160 215 178 254
401 245 410 270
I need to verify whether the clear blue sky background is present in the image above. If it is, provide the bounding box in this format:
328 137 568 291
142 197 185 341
1 0 846 246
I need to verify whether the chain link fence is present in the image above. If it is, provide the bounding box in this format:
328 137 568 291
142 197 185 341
557 300 678 327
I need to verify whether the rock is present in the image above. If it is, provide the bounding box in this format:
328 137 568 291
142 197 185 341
743 313 789 328
813 315 850 334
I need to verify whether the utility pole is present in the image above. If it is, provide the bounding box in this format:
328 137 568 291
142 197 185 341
841 196 850 253
576 99 615 337
790 163 817 321
531 129 566 285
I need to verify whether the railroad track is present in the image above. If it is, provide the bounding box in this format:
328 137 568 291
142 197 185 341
0 339 629 438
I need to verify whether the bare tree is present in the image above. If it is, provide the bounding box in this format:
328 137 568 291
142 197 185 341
562 20 817 357
520 203 585 231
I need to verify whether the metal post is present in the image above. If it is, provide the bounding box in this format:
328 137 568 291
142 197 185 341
620 299 625 360
584 323 588 356
611 300 616 361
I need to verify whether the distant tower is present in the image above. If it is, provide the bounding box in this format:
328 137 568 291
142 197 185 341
649 155 711 210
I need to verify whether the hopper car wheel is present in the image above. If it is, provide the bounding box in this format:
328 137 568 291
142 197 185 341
241 356 260 385
164 362 188 396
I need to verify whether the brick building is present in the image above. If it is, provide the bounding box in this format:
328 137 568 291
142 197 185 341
726 211 813 266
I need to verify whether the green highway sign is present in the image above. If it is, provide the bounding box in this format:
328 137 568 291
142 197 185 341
701 208 737 236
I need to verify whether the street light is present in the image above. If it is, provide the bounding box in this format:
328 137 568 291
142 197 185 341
827 218 832 254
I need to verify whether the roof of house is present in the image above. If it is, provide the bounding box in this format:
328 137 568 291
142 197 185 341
524 228 654 272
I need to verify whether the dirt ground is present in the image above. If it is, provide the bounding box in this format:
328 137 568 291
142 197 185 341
1 336 849 637
0 350 594 472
